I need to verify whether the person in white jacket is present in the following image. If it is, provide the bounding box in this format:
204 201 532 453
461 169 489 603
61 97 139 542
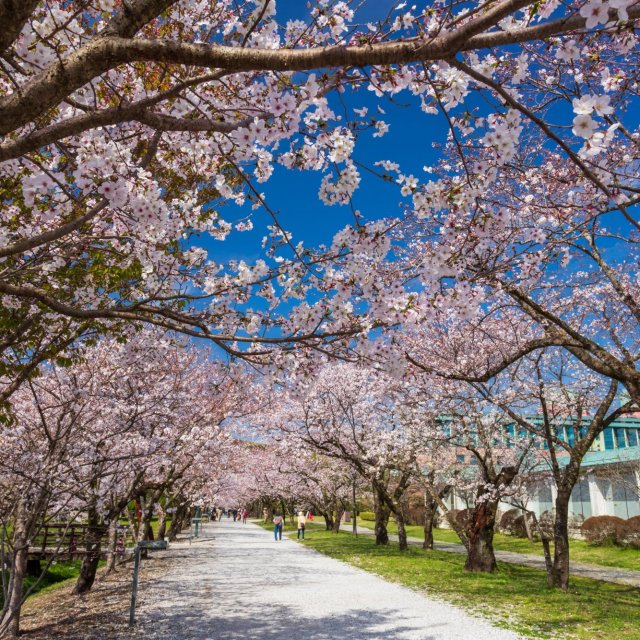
297 511 307 540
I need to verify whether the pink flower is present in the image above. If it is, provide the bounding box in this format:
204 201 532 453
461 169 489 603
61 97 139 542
572 114 597 139
579 0 609 29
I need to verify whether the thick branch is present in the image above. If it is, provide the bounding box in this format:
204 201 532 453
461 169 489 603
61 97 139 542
0 108 254 161
405 336 562 382
103 0 181 38
13 0 635 137
0 0 40 54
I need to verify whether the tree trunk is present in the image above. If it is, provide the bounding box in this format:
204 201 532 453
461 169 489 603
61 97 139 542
373 486 390 546
0 503 31 638
524 509 553 577
322 510 334 531
396 510 408 551
549 490 571 590
127 504 140 541
167 503 186 541
0 546 27 638
73 507 105 595
104 519 119 575
423 491 437 550
138 492 160 559
352 481 358 536
157 510 167 540
464 502 498 573
139 497 154 542
331 507 343 533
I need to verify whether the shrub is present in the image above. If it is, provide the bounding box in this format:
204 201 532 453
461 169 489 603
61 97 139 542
620 515 640 549
581 515 627 546
405 490 427 526
359 511 375 522
500 509 528 538
568 513 585 532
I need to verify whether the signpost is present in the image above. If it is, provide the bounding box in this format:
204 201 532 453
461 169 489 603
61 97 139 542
129 539 168 627
192 504 202 538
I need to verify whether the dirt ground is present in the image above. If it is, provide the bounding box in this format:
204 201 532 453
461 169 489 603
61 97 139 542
20 551 176 639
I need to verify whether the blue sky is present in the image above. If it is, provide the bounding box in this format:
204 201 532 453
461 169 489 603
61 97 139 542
204 79 449 265
196 0 451 266
192 0 638 304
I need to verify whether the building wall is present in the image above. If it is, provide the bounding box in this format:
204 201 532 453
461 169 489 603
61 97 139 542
442 468 640 532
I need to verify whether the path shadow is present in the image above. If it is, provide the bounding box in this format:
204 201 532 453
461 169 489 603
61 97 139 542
140 597 445 640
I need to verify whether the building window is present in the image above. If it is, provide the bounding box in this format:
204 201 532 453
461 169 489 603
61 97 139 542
570 478 592 519
628 429 638 447
615 428 627 449
603 428 615 450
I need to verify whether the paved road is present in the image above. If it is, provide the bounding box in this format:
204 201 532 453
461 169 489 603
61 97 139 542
340 523 640 588
131 519 521 640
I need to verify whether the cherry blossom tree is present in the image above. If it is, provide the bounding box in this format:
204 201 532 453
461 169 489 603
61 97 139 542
420 396 538 572
473 350 638 588
2 0 639 381
400 317 638 586
258 361 424 549
0 329 247 637
0 366 99 637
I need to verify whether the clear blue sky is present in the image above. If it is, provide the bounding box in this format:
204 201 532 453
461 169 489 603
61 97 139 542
198 1 450 266
195 0 637 290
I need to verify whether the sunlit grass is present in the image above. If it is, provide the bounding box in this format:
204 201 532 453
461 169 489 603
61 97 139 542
257 521 640 639
353 519 640 571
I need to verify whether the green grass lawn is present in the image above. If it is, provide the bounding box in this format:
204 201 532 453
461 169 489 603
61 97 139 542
353 519 640 571
0 559 102 608
118 515 171 540
260 521 640 640
150 516 170 539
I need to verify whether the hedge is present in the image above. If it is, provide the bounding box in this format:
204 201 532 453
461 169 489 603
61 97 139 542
582 515 628 546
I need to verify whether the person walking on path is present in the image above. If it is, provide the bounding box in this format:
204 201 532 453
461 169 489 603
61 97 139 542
297 511 306 540
242 509 248 524
273 513 284 541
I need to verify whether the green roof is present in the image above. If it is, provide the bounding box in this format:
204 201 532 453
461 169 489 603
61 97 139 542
580 447 640 467
534 447 640 472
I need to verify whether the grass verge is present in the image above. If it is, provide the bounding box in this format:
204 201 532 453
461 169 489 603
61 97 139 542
0 559 106 608
354 519 640 571
258 520 640 639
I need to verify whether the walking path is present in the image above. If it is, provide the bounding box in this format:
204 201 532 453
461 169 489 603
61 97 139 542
130 518 522 639
339 523 640 587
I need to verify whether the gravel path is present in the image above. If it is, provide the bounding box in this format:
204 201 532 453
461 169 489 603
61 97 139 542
339 523 640 587
129 518 521 640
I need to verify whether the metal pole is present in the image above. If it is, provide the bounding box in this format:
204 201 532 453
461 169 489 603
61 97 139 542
129 544 141 627
352 479 358 537
194 505 201 538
